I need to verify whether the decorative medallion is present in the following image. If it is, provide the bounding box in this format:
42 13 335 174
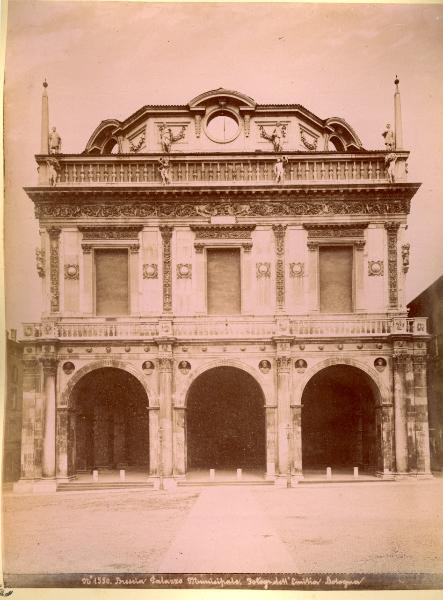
142 360 155 373
143 264 158 279
64 264 79 280
289 262 304 278
177 264 192 279
259 360 271 374
256 262 271 279
125 346 131 352
62 361 75 375
106 347 111 353
374 357 387 372
368 260 384 276
294 359 307 373
178 360 191 374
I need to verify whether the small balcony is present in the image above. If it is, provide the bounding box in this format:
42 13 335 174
22 315 428 343
35 151 409 188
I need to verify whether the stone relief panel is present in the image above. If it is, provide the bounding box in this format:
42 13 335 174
64 264 79 280
256 262 271 279
289 262 304 278
143 264 158 279
177 264 192 279
368 260 384 276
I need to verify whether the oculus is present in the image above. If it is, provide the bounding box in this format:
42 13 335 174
205 112 240 144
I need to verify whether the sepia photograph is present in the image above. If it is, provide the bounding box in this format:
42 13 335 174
2 0 443 593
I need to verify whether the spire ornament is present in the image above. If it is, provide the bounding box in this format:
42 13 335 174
41 79 49 154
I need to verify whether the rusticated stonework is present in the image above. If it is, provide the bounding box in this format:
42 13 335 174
160 226 173 313
33 197 412 220
385 221 400 309
273 225 287 311
190 224 256 239
78 226 143 239
47 227 61 313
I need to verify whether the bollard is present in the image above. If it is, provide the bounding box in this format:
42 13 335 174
92 469 99 481
326 467 332 480
120 469 125 481
354 467 359 479
209 468 215 481
237 468 242 481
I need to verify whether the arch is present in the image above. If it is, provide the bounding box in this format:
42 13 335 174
62 359 155 408
188 88 257 110
182 358 269 408
325 117 363 150
295 356 388 407
83 119 122 154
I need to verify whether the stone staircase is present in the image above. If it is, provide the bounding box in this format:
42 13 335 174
57 481 154 492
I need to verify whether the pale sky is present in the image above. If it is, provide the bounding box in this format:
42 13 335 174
4 0 443 330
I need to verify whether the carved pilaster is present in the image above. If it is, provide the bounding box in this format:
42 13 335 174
160 226 173 313
385 222 400 309
36 248 45 278
273 225 287 311
47 227 61 313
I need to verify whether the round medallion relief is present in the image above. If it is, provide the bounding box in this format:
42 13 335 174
66 265 78 278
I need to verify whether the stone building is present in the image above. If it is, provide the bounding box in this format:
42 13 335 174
15 81 432 492
408 275 443 471
4 330 23 482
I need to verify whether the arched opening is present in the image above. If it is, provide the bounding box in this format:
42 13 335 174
328 136 346 152
186 367 266 473
73 368 149 472
301 365 379 473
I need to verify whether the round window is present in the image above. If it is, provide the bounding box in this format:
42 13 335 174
205 113 240 143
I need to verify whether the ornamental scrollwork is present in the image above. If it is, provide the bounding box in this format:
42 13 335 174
190 225 255 239
35 248 45 278
78 226 143 240
160 226 173 313
47 227 61 313
385 222 400 309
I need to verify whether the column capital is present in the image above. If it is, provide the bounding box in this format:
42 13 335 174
40 357 58 375
158 357 173 373
393 352 413 371
384 221 401 232
160 225 173 240
276 356 292 373
47 226 61 239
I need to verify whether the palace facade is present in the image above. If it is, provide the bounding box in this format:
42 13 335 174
15 83 432 492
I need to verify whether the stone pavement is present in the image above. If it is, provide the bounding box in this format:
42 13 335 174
159 486 296 572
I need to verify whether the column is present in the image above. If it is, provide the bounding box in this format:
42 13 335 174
265 406 277 479
148 407 160 477
41 358 58 479
160 226 173 314
173 406 186 476
378 404 395 476
56 407 69 479
158 355 173 478
48 227 61 314
273 225 287 313
413 355 432 475
393 354 410 473
276 355 292 476
291 405 302 476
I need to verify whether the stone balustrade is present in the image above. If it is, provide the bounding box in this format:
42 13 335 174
36 152 409 187
22 316 427 341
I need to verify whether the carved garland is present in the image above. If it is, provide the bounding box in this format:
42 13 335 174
35 198 412 220
272 224 287 311
47 227 61 312
385 222 400 309
160 226 173 313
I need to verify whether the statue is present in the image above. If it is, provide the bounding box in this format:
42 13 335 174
46 157 60 186
48 126 62 154
382 123 395 150
385 153 398 182
158 157 171 184
259 123 286 152
159 124 186 153
273 156 288 183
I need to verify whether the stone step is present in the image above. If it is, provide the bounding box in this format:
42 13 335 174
57 481 154 491
177 480 274 487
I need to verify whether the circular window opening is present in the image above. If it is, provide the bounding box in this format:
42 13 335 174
206 113 240 143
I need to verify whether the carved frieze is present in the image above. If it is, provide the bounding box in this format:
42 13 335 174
47 227 61 313
35 248 45 278
385 222 400 309
78 226 143 240
160 226 173 313
190 224 256 239
64 264 79 280
304 223 368 238
143 264 158 279
35 198 412 220
256 262 271 279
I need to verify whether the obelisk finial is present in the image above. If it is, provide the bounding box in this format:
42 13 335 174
41 79 49 154
394 75 403 150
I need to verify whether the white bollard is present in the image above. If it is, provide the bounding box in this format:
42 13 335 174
120 469 125 481
354 467 359 479
237 468 242 481
326 467 332 480
209 468 215 481
92 469 99 481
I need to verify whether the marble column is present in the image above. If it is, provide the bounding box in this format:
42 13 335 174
173 406 186 476
41 358 58 479
291 404 302 475
378 404 395 476
265 406 277 479
158 356 173 477
15 360 40 490
393 354 410 473
56 407 69 479
276 355 292 475
412 355 432 475
148 407 159 476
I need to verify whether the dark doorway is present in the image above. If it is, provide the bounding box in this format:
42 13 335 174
301 365 378 471
186 367 266 470
74 368 149 471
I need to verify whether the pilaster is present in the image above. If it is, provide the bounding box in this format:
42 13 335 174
157 346 174 479
48 227 61 314
385 222 400 311
160 226 173 314
275 344 292 476
272 225 287 313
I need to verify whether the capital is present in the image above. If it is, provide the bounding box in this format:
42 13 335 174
158 357 173 372
276 356 291 373
40 357 58 375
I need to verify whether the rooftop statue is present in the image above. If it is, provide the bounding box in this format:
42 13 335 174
159 124 186 153
382 123 395 151
49 126 61 154
273 156 287 183
158 157 171 185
